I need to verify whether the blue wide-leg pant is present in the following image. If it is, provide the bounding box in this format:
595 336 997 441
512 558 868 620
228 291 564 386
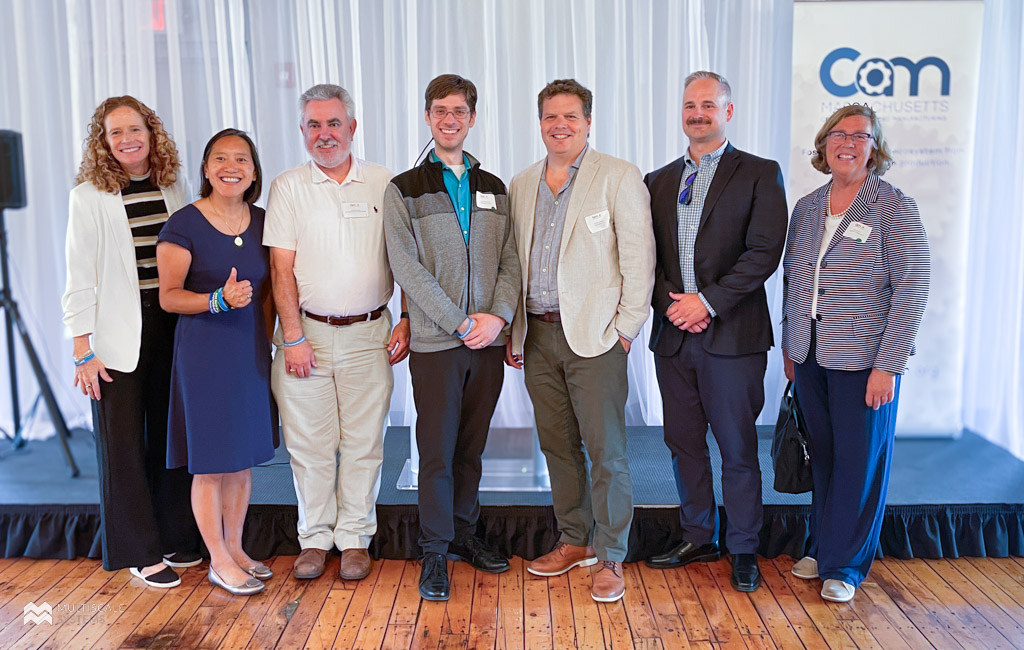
794 348 900 587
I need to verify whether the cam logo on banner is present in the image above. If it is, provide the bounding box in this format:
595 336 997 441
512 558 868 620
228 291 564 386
790 0 983 436
819 47 951 98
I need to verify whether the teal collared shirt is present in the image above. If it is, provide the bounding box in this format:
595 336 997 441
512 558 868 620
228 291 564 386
430 150 472 244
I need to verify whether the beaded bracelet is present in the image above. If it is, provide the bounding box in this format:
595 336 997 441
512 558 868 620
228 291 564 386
73 352 95 367
455 318 475 340
283 335 306 347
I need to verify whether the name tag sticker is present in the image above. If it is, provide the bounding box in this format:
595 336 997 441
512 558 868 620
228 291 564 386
476 192 497 210
342 202 368 218
585 210 611 233
843 221 872 242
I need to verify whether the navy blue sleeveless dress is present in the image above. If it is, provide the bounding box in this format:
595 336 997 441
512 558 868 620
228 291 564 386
160 204 277 474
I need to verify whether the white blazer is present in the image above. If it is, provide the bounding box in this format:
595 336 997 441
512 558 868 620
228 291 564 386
62 176 189 372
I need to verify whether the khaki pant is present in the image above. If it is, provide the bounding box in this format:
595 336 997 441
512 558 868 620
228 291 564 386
272 310 394 551
524 319 633 562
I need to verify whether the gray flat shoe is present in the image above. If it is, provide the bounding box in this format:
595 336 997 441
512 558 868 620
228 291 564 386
244 563 273 580
209 566 265 596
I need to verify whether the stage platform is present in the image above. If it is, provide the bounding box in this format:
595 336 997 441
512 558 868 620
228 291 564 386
2 426 1022 562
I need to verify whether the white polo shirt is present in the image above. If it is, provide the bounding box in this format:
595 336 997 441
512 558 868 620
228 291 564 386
264 157 394 316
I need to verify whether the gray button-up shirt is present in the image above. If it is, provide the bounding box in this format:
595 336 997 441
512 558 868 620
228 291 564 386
677 139 728 317
526 145 588 313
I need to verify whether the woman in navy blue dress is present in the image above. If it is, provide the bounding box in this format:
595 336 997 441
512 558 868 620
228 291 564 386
157 129 276 596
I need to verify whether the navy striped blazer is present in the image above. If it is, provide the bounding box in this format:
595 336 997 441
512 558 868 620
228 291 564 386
781 174 930 374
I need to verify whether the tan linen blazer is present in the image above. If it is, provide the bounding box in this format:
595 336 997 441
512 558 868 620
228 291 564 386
509 147 655 359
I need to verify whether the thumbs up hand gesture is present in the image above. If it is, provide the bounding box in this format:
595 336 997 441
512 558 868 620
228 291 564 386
222 267 253 309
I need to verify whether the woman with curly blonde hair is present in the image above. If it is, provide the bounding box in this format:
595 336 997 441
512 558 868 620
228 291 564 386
62 95 200 588
75 96 181 193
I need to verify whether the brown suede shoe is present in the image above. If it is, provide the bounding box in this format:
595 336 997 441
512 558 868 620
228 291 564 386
340 548 372 580
293 548 328 579
591 560 625 602
527 541 598 576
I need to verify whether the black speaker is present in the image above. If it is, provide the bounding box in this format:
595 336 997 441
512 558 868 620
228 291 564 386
0 131 27 210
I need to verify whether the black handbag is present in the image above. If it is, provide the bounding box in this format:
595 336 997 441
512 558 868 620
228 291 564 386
771 381 814 494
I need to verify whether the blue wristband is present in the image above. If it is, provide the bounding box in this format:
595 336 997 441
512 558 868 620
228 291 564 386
217 288 230 311
283 335 306 347
455 318 475 340
74 352 95 366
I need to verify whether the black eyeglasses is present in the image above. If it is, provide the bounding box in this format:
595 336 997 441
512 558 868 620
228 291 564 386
678 171 698 205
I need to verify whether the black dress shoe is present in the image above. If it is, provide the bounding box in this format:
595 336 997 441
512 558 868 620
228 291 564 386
645 540 720 569
419 552 450 601
448 535 510 573
730 553 762 592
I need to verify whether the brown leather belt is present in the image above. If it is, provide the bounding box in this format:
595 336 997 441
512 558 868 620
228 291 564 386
527 311 561 323
303 306 386 327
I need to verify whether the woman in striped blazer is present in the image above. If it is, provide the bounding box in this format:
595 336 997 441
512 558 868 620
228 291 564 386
781 104 930 603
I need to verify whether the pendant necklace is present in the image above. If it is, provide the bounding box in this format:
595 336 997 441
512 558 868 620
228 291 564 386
211 202 246 247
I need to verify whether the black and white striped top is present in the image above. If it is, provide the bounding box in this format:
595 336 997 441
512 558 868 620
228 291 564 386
781 174 931 374
122 174 170 292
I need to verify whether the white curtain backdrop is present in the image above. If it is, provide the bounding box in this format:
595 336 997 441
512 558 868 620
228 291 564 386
963 0 1024 459
0 0 1020 460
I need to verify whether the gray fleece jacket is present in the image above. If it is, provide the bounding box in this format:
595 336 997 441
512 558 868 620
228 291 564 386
383 153 521 353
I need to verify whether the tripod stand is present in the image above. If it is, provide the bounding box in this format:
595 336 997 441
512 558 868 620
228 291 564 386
1 207 80 477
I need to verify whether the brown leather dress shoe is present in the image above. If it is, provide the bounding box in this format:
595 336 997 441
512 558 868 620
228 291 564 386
340 548 372 580
293 548 328 579
591 560 625 602
527 541 598 576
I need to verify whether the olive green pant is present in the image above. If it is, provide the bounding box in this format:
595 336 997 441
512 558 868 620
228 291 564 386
524 319 633 562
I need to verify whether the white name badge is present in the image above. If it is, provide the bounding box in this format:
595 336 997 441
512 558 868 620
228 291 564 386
843 221 872 242
476 192 497 210
342 202 368 218
585 210 611 233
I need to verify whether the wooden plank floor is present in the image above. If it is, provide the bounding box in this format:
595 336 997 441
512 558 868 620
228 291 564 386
0 554 1022 649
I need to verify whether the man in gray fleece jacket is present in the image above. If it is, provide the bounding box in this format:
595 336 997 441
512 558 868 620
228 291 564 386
383 74 520 602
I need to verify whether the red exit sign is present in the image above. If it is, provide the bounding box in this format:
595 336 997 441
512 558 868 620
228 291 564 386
152 0 165 31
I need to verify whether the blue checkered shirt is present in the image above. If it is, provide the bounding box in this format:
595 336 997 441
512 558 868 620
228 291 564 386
526 145 587 313
677 140 729 317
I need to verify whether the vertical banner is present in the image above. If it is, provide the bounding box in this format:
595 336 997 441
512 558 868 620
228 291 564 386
790 1 983 436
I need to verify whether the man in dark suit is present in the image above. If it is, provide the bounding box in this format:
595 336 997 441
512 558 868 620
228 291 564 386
643 71 788 592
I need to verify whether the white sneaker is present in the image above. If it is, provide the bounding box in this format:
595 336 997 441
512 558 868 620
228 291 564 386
791 556 818 579
821 579 856 603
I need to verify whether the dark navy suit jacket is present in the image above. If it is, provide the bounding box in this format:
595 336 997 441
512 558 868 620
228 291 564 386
645 143 789 358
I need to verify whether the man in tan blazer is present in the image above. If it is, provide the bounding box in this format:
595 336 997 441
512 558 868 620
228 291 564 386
506 79 654 603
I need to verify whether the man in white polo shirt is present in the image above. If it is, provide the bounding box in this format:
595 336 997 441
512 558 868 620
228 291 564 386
264 83 410 581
